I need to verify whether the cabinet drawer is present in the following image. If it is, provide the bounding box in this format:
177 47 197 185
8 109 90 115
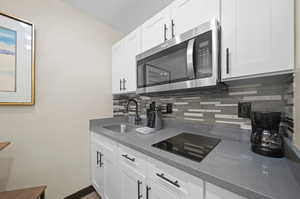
205 182 246 199
148 164 188 195
147 157 204 198
118 145 147 174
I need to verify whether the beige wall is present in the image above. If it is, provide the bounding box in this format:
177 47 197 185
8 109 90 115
0 0 121 198
295 0 300 148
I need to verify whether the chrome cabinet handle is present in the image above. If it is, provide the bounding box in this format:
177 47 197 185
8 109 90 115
146 186 151 199
137 180 142 199
96 151 100 165
226 48 230 74
156 173 180 188
164 24 168 41
99 152 104 167
122 154 135 162
171 19 175 38
123 78 126 90
120 79 122 91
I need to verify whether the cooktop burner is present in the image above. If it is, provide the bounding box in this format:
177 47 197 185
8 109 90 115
152 133 220 162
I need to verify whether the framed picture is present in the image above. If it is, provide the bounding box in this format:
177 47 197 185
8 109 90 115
0 12 35 105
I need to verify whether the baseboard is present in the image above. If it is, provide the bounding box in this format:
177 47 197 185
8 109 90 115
64 185 95 199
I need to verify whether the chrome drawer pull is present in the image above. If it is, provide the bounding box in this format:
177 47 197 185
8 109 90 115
122 154 135 162
156 173 180 188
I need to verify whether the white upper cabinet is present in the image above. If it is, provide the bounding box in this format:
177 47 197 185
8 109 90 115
123 27 142 93
112 0 294 95
221 0 294 80
171 0 220 36
141 0 220 53
112 41 124 94
142 7 172 52
112 27 142 94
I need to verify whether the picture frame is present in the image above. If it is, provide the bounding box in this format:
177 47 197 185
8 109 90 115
0 12 35 105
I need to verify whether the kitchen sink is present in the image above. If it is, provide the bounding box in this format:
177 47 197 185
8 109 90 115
103 124 136 133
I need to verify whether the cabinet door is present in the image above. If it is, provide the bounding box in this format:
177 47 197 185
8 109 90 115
221 0 294 80
123 27 142 93
147 180 180 199
120 164 145 199
112 41 124 94
205 183 246 199
103 144 120 199
91 140 104 194
142 7 171 52
171 0 220 36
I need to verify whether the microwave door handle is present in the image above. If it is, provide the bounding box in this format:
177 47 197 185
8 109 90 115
186 38 196 79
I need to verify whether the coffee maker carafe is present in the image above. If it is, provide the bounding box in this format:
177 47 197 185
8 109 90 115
250 112 284 158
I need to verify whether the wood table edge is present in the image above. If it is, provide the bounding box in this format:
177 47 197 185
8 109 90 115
0 142 11 151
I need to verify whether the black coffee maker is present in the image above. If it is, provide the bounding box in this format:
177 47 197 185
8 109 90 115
250 112 284 158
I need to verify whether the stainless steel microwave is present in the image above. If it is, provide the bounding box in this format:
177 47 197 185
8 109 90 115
136 19 220 94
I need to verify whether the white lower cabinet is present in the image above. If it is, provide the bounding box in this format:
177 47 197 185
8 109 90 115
119 145 147 199
103 153 119 199
91 138 104 195
120 164 146 199
90 133 247 199
147 180 180 199
205 183 246 199
90 133 120 199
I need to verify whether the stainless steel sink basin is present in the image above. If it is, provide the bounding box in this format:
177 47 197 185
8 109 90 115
103 124 136 133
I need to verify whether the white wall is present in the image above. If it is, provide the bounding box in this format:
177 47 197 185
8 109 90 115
295 0 300 148
0 0 121 198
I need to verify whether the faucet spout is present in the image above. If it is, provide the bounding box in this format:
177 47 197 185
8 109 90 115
127 99 142 125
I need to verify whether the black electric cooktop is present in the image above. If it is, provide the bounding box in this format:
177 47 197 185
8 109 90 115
152 133 221 162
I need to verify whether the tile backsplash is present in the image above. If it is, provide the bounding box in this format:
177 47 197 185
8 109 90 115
113 76 294 132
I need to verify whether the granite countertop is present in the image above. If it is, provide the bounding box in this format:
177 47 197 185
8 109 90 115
90 117 300 199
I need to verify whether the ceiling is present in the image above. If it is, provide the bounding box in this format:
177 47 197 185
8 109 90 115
63 0 175 34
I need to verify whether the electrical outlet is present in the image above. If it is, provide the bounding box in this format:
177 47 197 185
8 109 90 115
166 103 173 114
238 102 252 118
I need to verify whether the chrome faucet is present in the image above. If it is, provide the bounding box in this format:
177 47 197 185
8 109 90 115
127 99 142 125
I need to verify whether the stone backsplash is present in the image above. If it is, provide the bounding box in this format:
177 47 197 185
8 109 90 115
113 76 294 132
